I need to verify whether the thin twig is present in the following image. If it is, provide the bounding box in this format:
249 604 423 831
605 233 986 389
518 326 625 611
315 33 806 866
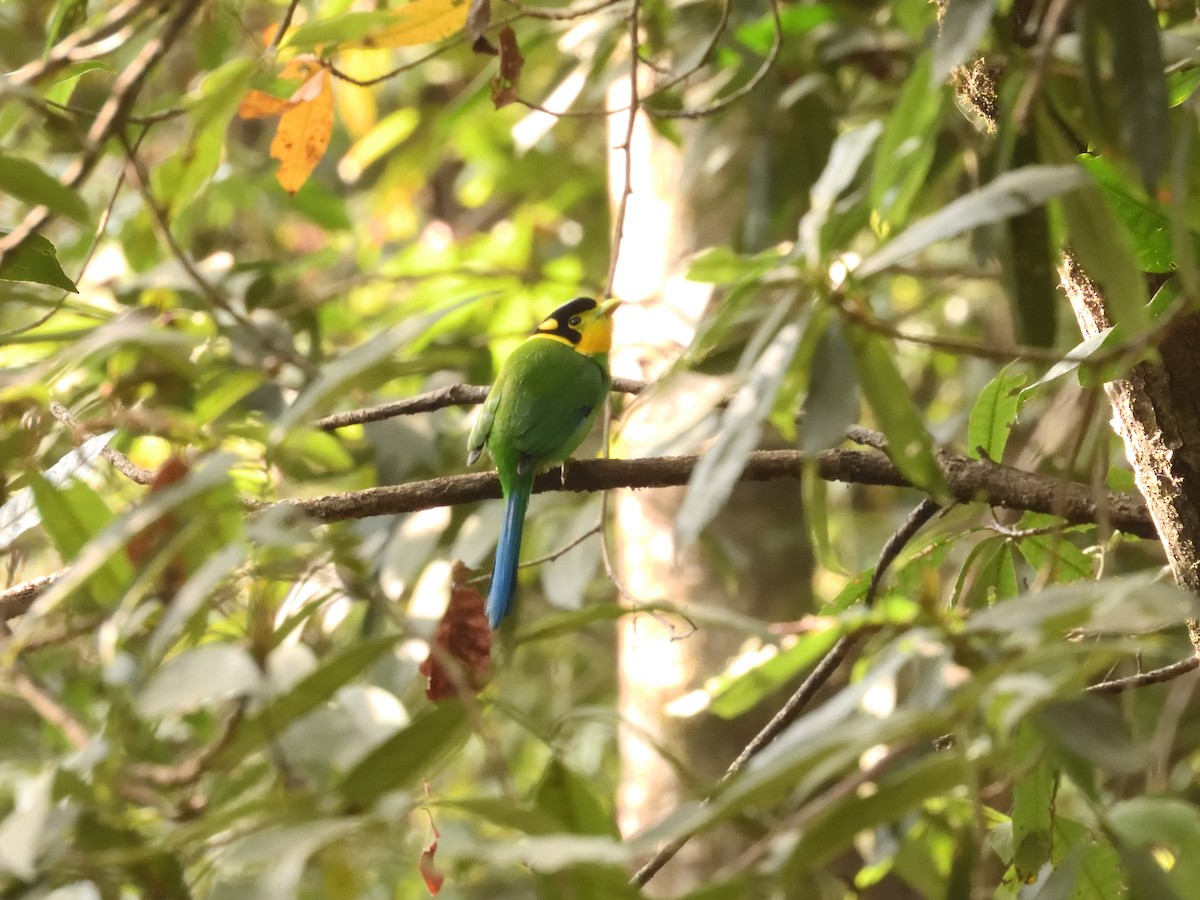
604 0 643 299
270 0 302 49
1011 0 1075 128
117 132 316 376
325 38 466 87
643 0 731 98
313 377 645 430
502 0 627 21
7 667 92 749
646 0 782 120
0 570 67 621
129 702 248 787
0 0 201 272
631 499 941 887
48 401 155 485
1087 655 1200 695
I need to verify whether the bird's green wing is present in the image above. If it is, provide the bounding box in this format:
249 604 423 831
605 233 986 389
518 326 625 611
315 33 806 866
500 341 608 470
467 379 503 465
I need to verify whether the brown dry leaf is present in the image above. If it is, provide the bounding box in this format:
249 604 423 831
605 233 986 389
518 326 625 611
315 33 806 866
490 26 524 108
270 67 334 194
360 0 469 49
126 455 191 599
237 58 322 120
418 561 492 701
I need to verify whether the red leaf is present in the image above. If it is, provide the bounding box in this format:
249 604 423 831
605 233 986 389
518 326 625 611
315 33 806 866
418 810 444 895
418 561 492 701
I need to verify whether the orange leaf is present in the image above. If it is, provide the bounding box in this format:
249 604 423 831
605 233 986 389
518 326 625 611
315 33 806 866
270 68 334 194
238 90 292 119
418 561 492 701
237 59 323 120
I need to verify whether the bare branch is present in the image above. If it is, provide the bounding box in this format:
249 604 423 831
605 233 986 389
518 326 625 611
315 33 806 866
48 401 155 485
274 449 1157 539
1087 655 1200 695
312 377 645 430
0 571 67 622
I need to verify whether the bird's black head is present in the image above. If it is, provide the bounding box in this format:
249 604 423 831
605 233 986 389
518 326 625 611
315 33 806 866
533 297 600 345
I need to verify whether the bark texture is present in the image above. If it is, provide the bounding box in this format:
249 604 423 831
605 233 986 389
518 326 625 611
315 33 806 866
1060 253 1200 648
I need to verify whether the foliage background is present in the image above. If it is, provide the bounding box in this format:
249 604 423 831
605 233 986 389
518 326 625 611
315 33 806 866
3 0 1200 898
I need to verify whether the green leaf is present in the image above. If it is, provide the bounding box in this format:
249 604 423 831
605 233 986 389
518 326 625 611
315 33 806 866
857 165 1089 278
708 629 840 719
137 644 263 718
1037 697 1149 775
1078 154 1175 273
933 0 995 81
870 55 944 230
1110 797 1200 891
684 246 781 285
1109 836 1186 900
800 307 859 454
675 318 803 551
1168 68 1200 108
29 474 130 607
1007 132 1058 346
0 430 116 550
535 760 618 837
1020 328 1116 398
799 121 883 264
1011 721 1057 881
1037 110 1150 332
783 751 969 876
1093 0 1169 191
967 366 1027 460
335 702 469 806
846 327 947 496
0 232 78 292
966 573 1199 645
0 154 90 225
213 636 406 768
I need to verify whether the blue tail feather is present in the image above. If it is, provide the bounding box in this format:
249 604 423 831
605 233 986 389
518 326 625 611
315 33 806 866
486 480 532 628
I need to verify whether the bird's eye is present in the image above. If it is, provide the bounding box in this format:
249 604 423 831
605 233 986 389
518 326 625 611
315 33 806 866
569 316 582 327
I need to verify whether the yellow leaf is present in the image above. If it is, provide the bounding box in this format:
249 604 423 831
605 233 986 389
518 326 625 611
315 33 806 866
270 68 334 194
358 0 469 49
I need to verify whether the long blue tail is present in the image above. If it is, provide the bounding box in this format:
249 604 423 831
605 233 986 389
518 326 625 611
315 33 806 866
486 478 532 628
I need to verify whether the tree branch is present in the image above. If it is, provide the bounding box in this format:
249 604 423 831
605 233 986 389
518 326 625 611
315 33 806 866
272 448 1156 538
311 377 645 430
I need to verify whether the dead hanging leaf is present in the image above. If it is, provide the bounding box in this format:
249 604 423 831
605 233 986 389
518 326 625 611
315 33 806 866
418 809 444 895
237 59 334 194
490 26 524 108
359 0 470 49
467 0 496 55
126 455 191 600
418 560 492 701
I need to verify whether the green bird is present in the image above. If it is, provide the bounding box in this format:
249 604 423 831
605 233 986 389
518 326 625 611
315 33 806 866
468 297 618 628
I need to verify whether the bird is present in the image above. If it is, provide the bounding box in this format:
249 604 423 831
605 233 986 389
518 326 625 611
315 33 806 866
468 297 618 629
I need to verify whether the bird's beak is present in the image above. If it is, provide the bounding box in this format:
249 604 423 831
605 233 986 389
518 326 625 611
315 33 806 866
598 298 621 317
